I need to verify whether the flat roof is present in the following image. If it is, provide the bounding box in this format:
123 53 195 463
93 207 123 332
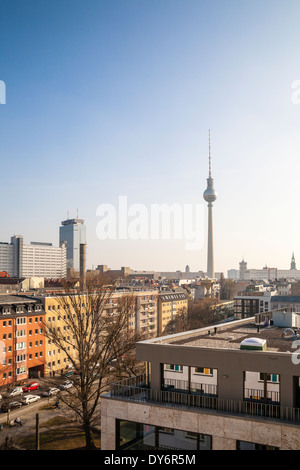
0 295 41 305
138 316 299 353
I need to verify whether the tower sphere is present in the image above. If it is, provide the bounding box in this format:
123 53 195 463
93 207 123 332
203 178 217 203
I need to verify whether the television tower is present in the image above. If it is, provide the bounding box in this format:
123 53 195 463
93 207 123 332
203 130 217 279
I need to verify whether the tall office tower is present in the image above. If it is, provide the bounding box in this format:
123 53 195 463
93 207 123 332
239 259 247 280
203 130 217 279
11 235 23 277
59 218 86 273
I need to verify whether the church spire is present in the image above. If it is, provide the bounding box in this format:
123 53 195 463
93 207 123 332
291 252 296 270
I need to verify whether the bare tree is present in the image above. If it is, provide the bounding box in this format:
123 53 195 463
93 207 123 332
163 298 222 335
44 276 142 449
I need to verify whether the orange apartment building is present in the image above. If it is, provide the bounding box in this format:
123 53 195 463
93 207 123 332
0 295 45 388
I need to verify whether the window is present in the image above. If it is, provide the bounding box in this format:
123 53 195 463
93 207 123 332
237 440 279 450
16 330 26 337
116 420 212 450
259 373 279 383
16 354 26 362
165 364 183 372
194 367 213 376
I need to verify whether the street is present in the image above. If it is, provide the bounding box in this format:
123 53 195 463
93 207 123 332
0 376 78 447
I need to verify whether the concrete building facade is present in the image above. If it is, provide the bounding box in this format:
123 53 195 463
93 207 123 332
101 316 300 450
0 236 67 279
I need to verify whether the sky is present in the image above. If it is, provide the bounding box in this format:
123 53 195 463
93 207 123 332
1 0 300 274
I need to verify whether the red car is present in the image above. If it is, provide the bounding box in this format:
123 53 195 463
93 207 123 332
22 382 40 392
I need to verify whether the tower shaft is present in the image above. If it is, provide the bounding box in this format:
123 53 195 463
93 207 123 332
207 202 214 278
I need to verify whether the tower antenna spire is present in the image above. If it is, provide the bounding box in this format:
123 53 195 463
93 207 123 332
208 129 211 177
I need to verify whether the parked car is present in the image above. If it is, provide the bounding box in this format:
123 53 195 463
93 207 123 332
42 387 60 397
59 381 73 390
8 387 23 397
21 395 41 405
64 369 78 378
22 382 40 392
1 401 23 412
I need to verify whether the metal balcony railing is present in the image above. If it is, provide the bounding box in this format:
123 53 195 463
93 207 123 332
163 378 217 397
244 387 280 404
109 374 300 425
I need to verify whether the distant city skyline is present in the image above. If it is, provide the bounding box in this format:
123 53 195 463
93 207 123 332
1 1 300 274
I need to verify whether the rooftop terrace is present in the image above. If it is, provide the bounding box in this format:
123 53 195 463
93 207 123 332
142 315 300 353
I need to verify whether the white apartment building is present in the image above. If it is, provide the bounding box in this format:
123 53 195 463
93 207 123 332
0 242 14 275
0 236 67 279
22 242 67 278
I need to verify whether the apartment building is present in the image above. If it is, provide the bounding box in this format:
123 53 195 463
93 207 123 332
158 292 188 335
101 314 300 450
234 284 276 318
22 241 67 278
0 243 14 276
36 288 160 376
37 294 83 376
0 236 67 278
270 295 300 312
0 296 45 387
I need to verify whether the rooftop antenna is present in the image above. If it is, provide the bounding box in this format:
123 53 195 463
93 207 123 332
208 129 212 177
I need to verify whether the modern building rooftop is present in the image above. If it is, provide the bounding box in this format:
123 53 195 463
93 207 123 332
140 313 300 354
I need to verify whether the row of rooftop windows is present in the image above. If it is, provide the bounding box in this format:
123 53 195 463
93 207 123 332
0 305 43 315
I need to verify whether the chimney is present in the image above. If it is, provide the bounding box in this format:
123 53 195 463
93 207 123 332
80 243 86 290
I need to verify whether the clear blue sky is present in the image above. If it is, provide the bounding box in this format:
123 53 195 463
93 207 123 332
1 0 300 274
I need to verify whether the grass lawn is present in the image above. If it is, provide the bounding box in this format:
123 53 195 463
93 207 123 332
15 418 101 450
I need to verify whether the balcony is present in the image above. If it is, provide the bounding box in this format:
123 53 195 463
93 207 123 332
108 374 300 425
163 378 217 398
